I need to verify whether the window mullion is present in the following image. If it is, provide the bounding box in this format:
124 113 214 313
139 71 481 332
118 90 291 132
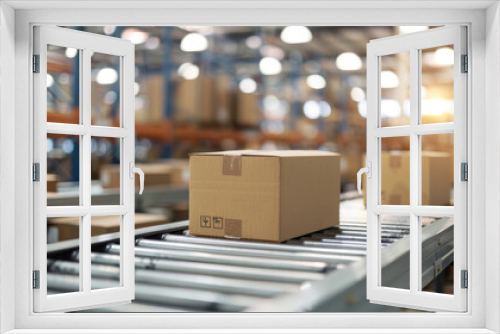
82 48 92 293
409 47 420 294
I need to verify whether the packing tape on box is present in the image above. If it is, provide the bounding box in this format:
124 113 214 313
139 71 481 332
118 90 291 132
223 152 242 176
224 218 242 239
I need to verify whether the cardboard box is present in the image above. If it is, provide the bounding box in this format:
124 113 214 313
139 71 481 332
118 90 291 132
47 174 58 193
101 164 172 189
340 153 362 184
214 76 234 125
363 151 453 206
174 75 217 124
48 213 168 241
189 150 340 242
236 91 259 127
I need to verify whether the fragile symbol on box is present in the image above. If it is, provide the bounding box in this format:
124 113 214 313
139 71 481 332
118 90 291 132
213 217 223 229
200 216 211 228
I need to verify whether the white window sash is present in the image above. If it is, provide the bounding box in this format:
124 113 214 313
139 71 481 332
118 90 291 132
366 25 467 312
32 25 136 313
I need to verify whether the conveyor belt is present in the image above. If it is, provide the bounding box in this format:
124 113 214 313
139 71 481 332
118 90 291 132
46 195 454 312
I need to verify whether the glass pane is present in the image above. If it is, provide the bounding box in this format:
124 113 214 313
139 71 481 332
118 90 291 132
421 133 454 206
47 135 80 206
47 216 81 294
380 51 410 127
92 137 121 205
421 216 454 295
380 215 410 289
381 137 410 205
421 45 454 124
47 45 80 124
91 52 121 126
91 216 121 290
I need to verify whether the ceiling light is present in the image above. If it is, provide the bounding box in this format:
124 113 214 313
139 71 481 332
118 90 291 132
46 138 54 152
260 45 285 60
303 100 321 120
381 71 399 88
358 100 367 118
134 82 140 96
336 52 362 71
245 35 262 49
96 68 118 85
263 95 281 111
145 37 160 50
350 87 366 102
104 91 117 105
62 139 75 154
434 47 454 66
263 96 287 120
280 26 313 44
178 63 200 80
403 100 410 116
180 33 208 52
239 78 257 94
381 100 401 118
421 86 427 98
47 74 54 87
306 74 326 90
259 57 282 75
121 28 149 45
65 47 77 58
398 26 429 34
103 26 116 35
58 73 70 84
319 101 331 117
358 99 402 118
421 99 453 116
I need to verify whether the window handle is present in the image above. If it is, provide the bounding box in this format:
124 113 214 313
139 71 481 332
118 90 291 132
129 162 144 195
357 162 372 195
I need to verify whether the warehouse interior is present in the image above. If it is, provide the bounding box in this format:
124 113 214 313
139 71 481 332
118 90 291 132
44 25 455 313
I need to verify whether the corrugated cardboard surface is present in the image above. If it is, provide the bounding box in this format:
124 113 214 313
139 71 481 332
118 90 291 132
362 151 452 206
236 92 259 127
48 213 168 241
189 150 340 242
47 174 58 193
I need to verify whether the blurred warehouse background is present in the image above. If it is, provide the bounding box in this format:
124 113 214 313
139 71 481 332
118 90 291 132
44 25 456 312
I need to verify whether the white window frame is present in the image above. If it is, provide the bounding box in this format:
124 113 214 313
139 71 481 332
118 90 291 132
33 25 136 313
366 26 467 312
1 1 499 333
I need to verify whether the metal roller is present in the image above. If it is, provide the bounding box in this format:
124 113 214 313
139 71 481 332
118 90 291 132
79 252 325 283
47 273 265 312
49 260 300 297
138 238 364 261
162 233 366 256
107 244 332 272
44 197 452 313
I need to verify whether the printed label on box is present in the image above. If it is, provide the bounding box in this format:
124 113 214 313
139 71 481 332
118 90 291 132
213 217 223 229
200 216 211 228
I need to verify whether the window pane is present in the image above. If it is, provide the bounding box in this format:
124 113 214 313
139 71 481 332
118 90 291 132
91 216 121 290
421 133 454 206
47 216 81 294
421 216 454 295
381 137 410 205
380 215 410 290
47 135 80 206
380 52 410 127
92 137 121 206
91 52 121 127
47 45 80 124
421 45 454 124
